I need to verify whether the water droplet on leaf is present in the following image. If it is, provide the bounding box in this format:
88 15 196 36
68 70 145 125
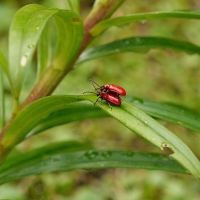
102 151 112 158
20 55 28 67
28 44 34 49
85 151 98 160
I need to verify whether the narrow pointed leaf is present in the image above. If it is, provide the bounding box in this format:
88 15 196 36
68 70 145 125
91 10 200 36
78 37 200 63
28 97 200 138
0 144 188 185
127 96 200 133
1 95 200 180
83 95 200 180
1 96 83 153
27 103 108 138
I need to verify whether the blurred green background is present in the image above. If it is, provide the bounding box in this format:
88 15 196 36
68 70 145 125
0 0 200 199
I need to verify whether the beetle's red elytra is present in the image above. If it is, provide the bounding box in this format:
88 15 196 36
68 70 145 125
83 80 126 110
90 79 126 97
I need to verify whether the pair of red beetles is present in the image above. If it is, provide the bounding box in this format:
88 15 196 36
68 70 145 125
84 80 126 110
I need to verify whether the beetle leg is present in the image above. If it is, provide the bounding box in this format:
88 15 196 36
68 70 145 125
106 101 112 111
94 96 100 105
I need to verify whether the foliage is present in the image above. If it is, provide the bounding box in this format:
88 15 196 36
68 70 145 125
0 0 200 193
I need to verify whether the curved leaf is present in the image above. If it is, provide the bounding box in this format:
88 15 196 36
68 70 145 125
82 95 200 180
0 142 188 185
128 96 200 133
91 10 200 36
78 37 200 63
9 4 83 98
28 96 200 138
37 20 52 80
1 96 83 152
1 95 200 180
27 102 108 138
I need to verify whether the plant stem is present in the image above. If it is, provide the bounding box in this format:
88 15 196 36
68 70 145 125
0 0 125 143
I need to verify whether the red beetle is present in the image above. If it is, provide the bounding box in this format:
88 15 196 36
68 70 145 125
89 79 126 96
83 91 121 110
97 91 121 109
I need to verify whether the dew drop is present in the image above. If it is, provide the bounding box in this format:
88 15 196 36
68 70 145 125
28 44 34 49
85 151 98 160
36 26 40 30
126 151 135 157
20 55 28 67
102 151 112 158
135 37 141 44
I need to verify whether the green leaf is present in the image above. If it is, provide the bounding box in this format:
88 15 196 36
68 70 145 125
82 95 200 180
1 96 83 153
127 97 200 133
1 95 200 180
37 20 52 80
91 10 200 36
78 37 200 63
8 4 83 99
65 0 80 15
0 51 9 79
0 142 187 185
28 97 200 138
51 10 83 71
27 102 108 138
9 5 55 98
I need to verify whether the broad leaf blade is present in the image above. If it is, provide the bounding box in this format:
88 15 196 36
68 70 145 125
37 20 52 80
52 10 83 70
78 37 200 63
8 4 83 99
0 144 187 185
91 10 200 36
9 4 57 98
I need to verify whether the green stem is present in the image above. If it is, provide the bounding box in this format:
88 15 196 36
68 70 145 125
0 69 5 130
0 0 125 144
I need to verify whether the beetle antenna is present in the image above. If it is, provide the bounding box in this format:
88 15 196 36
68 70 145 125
89 79 101 90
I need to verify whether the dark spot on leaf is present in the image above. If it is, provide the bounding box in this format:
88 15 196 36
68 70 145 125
72 18 80 23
